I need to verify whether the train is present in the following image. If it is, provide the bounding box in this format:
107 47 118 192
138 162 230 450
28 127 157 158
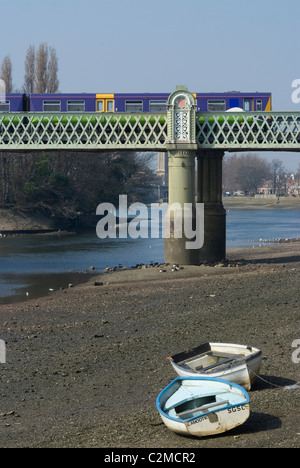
0 91 272 113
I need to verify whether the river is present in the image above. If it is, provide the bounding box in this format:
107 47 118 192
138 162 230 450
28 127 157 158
0 208 299 303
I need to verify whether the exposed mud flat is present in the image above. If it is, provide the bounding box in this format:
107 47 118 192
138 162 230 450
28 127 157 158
0 243 299 448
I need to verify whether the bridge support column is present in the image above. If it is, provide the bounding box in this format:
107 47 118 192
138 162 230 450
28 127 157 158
196 150 226 263
164 86 200 265
164 148 198 265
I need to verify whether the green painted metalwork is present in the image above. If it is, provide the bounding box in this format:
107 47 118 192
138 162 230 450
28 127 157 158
196 111 300 151
0 112 168 151
167 86 197 145
1 110 300 152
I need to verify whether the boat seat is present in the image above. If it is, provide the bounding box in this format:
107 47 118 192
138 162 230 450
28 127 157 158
201 355 244 372
164 386 227 411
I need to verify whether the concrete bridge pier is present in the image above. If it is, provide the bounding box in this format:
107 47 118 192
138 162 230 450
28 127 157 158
196 150 226 263
164 86 200 265
164 147 198 265
164 86 226 265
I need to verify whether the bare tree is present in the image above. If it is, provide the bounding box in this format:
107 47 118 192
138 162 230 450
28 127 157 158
0 154 10 206
35 43 59 93
270 158 285 195
236 153 271 196
47 47 59 93
35 43 49 93
23 45 36 93
223 153 271 196
0 56 13 93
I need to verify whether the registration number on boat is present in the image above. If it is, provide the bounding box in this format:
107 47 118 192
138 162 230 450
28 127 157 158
227 405 246 413
186 415 208 426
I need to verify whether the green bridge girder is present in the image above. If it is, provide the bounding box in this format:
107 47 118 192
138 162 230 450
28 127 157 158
1 111 300 152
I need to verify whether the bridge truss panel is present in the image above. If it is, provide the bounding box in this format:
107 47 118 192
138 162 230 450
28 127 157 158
196 112 300 151
0 113 168 152
1 111 300 152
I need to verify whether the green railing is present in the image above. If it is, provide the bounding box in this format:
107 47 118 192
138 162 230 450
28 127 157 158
0 112 168 151
196 111 300 151
1 111 300 152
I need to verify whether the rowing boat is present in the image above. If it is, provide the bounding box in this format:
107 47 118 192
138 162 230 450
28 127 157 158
157 377 250 437
167 342 262 390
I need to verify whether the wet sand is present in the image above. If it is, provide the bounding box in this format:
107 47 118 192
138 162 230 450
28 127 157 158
0 243 300 448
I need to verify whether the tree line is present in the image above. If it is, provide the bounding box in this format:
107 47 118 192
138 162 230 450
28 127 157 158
223 153 300 196
0 43 59 93
0 151 159 227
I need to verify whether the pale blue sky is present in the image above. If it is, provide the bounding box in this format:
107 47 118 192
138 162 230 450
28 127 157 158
1 0 300 169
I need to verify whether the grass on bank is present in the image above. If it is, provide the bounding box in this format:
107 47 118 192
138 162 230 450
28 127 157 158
223 196 300 210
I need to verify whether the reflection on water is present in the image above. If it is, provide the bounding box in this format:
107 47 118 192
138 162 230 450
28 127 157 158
0 230 164 303
0 272 94 304
0 209 299 303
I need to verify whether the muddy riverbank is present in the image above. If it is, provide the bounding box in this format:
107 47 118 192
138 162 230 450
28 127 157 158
0 242 299 448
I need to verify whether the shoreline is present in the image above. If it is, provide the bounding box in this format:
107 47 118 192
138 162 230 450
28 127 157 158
1 235 299 306
0 197 299 237
0 242 299 448
223 196 300 211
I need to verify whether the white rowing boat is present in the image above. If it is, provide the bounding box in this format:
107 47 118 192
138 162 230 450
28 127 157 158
167 342 262 390
157 377 250 437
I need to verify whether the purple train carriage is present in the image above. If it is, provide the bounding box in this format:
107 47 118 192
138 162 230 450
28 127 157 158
0 91 272 114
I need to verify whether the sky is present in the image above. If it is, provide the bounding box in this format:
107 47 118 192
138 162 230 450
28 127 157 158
1 0 300 170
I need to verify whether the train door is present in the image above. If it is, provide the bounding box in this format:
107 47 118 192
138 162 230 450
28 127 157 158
96 94 114 112
229 98 239 108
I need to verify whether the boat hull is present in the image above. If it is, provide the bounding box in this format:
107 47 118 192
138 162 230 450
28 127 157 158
157 377 250 438
160 403 250 437
168 342 262 390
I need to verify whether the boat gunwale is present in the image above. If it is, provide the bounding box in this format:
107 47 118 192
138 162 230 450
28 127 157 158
170 357 249 376
168 342 262 366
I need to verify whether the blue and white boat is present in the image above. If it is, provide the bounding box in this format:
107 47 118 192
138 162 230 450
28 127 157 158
157 377 250 437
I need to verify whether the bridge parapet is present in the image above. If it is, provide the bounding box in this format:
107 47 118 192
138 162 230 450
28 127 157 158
196 111 300 151
1 109 300 152
0 112 168 152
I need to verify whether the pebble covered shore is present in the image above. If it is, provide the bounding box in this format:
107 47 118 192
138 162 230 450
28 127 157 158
0 242 299 448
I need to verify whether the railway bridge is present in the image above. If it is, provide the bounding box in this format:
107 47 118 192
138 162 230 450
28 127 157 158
1 86 300 264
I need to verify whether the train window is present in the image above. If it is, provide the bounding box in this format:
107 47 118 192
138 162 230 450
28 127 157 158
43 101 61 112
243 99 252 111
0 101 10 112
125 101 143 112
107 100 114 112
207 100 226 111
149 100 167 112
97 101 104 112
256 100 262 111
67 101 85 112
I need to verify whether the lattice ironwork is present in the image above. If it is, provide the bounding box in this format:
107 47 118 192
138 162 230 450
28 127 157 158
0 113 168 151
1 111 300 152
196 112 300 151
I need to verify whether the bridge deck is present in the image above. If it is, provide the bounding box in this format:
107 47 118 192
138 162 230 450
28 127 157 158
0 111 300 152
